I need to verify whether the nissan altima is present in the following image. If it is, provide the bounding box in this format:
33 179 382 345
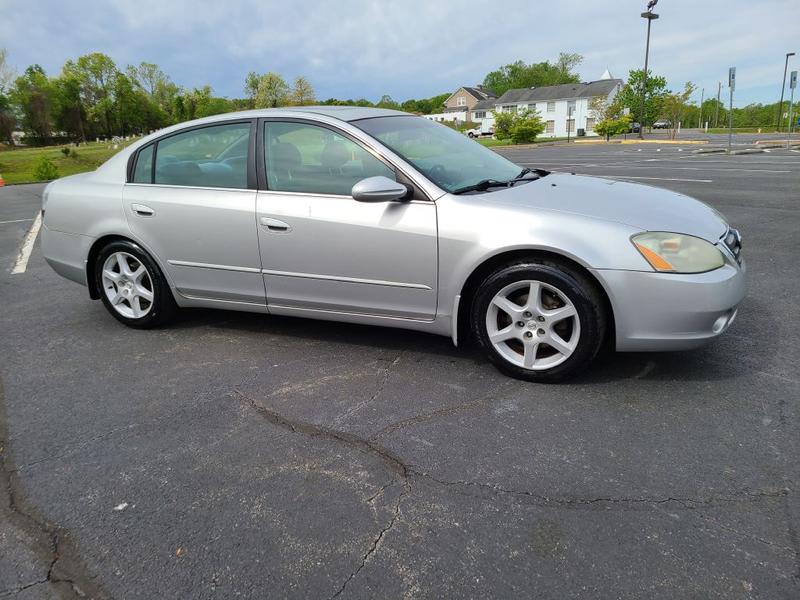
41 107 746 381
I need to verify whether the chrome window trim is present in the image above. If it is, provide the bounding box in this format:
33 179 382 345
125 183 255 194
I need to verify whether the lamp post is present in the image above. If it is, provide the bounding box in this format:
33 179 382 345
777 52 795 132
638 1 659 140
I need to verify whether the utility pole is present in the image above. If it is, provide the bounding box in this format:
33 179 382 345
698 87 704 129
788 71 797 148
777 52 795 131
728 67 735 154
715 82 721 128
638 1 659 140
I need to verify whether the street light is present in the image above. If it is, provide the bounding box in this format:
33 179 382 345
777 52 796 132
638 1 659 140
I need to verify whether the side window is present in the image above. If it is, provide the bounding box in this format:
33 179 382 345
264 122 394 196
154 123 250 189
132 144 153 183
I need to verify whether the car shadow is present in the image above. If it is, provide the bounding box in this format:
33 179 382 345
166 305 765 385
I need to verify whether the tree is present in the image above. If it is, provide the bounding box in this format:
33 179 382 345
661 82 697 139
615 69 668 127
510 109 546 144
492 108 545 143
290 76 315 106
51 72 86 141
10 65 53 143
126 61 176 115
376 94 399 109
588 95 631 141
244 71 260 108
254 72 289 108
0 48 14 93
63 53 120 137
482 54 583 96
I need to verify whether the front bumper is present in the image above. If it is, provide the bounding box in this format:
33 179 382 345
593 260 746 352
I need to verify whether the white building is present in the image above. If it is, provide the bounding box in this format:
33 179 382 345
478 71 623 138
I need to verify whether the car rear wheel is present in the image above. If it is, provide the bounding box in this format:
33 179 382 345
95 240 177 328
470 260 607 382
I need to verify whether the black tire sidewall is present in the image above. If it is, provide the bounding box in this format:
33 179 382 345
94 240 174 328
471 262 606 382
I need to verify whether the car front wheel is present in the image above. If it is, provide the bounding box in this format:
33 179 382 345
470 260 607 382
95 240 177 328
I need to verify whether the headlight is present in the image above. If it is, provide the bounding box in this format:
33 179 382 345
631 232 725 273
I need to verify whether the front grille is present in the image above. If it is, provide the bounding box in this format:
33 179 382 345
722 227 742 264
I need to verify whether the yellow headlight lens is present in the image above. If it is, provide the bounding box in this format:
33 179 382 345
632 232 725 273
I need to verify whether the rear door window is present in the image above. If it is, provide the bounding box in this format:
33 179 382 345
154 123 250 189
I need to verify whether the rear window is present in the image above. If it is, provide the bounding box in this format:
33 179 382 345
132 144 153 183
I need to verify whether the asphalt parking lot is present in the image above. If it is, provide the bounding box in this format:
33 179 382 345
1 141 799 599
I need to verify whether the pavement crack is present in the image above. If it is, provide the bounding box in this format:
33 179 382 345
232 388 408 478
368 384 512 442
330 480 410 599
409 468 790 509
0 379 106 599
333 353 403 427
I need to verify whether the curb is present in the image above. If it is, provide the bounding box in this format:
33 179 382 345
574 139 708 145
692 147 727 154
729 148 765 155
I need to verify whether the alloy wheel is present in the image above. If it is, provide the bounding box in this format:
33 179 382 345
485 279 581 370
101 251 154 319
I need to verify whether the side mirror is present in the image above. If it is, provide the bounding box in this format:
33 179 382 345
352 176 409 203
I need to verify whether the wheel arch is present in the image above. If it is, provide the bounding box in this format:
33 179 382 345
455 248 616 348
86 234 172 300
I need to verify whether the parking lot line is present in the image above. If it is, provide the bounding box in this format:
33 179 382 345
580 174 713 183
11 212 42 274
0 218 35 225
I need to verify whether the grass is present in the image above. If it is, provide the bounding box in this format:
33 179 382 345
0 139 138 185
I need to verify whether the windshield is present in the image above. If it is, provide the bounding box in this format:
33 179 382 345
353 116 522 193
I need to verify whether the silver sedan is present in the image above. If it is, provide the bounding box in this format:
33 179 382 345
41 107 746 381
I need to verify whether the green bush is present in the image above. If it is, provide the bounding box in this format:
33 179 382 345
510 111 546 144
594 116 632 141
492 110 515 140
33 156 59 181
60 146 71 157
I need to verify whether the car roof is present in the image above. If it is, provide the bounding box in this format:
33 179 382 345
181 106 409 125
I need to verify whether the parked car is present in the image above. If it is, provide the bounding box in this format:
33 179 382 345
41 107 745 381
653 120 672 129
628 121 641 133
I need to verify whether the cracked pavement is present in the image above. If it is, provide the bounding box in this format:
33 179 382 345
1 143 799 598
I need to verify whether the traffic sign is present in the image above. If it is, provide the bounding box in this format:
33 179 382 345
728 67 736 91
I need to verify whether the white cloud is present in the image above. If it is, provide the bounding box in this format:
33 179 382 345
1 0 796 105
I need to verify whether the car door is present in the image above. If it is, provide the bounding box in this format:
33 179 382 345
123 120 265 307
256 119 437 320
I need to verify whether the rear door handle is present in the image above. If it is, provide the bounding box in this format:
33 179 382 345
131 203 155 217
259 217 291 232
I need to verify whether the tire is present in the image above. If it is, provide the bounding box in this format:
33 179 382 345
94 240 177 329
470 259 607 382
468 132 475 138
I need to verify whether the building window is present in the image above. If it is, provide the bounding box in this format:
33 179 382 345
502 105 517 113
567 100 577 115
474 111 486 119
566 119 576 133
546 120 555 134
457 96 466 106
586 118 596 131
547 101 556 112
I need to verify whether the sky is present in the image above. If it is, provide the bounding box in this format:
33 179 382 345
0 0 797 108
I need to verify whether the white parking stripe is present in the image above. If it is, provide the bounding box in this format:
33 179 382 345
11 212 42 274
0 218 35 225
582 174 713 183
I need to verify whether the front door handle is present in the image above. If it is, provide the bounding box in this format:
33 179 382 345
131 203 155 217
259 217 291 232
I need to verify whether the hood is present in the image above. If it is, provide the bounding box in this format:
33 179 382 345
484 173 728 242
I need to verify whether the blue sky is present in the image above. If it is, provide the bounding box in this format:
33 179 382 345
0 0 797 107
